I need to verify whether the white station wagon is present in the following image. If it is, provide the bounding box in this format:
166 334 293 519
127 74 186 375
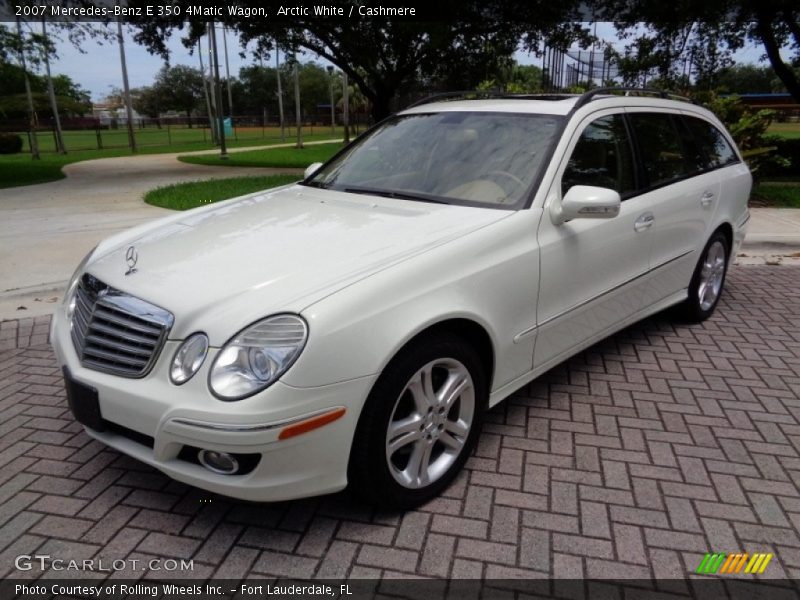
51 89 751 507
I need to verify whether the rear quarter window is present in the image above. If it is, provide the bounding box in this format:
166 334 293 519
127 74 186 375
683 116 739 168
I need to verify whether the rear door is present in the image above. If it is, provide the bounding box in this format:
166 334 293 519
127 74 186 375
625 110 720 302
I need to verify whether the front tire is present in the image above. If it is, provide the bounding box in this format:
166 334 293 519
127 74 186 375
349 333 486 508
675 231 730 322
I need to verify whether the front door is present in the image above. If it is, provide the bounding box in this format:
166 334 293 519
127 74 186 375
535 110 653 369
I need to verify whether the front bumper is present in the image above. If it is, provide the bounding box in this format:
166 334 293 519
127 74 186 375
51 306 376 502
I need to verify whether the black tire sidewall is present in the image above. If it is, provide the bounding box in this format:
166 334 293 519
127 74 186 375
349 334 487 508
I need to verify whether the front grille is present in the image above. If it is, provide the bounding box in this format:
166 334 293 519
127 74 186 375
70 274 174 378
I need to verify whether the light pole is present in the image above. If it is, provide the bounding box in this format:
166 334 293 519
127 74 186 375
209 23 228 159
222 26 234 118
197 37 216 143
342 70 350 144
326 65 335 135
275 42 285 142
293 52 303 149
116 19 137 153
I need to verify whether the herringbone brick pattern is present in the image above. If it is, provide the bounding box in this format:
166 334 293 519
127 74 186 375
1 266 799 584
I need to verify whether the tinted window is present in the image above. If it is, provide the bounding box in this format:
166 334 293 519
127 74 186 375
629 113 689 187
562 114 635 197
684 116 738 168
674 117 707 174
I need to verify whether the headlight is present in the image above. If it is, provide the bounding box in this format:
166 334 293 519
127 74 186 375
170 333 209 385
64 245 97 322
209 314 308 400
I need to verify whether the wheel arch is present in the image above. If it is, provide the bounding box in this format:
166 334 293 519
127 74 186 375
714 221 734 256
397 317 496 392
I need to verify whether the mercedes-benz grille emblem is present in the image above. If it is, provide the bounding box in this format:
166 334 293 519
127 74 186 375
125 245 138 276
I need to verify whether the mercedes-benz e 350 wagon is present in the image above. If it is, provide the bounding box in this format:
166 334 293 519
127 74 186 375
51 89 751 507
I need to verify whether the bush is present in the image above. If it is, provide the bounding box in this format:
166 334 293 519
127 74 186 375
0 133 23 155
703 94 790 178
759 137 800 179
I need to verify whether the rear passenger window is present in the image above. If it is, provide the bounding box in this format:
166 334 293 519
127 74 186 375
674 117 707 175
684 117 738 168
562 114 636 197
629 113 689 188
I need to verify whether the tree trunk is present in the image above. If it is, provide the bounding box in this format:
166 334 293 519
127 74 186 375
42 19 66 154
755 12 800 104
16 17 40 160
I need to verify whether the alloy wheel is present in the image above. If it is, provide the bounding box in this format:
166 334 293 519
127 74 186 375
698 240 727 311
385 358 475 489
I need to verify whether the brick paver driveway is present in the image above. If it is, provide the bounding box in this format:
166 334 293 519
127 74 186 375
1 265 799 586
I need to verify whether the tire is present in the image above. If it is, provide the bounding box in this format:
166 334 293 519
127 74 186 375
348 333 487 508
674 231 730 323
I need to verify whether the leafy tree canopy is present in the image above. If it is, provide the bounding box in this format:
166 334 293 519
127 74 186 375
0 61 90 118
125 0 587 120
596 0 800 102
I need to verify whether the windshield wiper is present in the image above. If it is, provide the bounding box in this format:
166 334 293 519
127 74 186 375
342 187 447 204
300 180 329 189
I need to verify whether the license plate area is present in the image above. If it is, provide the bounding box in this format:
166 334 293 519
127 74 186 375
63 367 105 432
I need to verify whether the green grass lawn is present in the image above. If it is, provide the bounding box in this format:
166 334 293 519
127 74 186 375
19 125 345 153
144 174 300 210
178 142 343 169
767 122 800 139
751 183 800 208
0 130 342 189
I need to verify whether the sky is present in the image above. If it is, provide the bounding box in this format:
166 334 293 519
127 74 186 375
36 22 775 102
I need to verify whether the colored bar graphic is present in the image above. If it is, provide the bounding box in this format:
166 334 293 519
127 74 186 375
697 553 726 574
697 552 773 575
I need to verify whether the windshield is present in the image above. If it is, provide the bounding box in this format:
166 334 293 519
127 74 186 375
304 111 562 209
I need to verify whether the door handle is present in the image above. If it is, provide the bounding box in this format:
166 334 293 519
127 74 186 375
701 191 715 208
634 213 654 232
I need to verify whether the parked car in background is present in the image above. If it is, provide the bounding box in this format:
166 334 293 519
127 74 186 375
51 88 751 507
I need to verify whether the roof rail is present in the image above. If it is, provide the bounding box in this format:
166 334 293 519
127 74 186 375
573 87 694 110
405 91 577 109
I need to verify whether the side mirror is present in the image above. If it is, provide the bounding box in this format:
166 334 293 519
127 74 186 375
304 162 324 180
551 185 621 225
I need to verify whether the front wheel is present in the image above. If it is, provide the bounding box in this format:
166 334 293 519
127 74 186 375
675 231 730 322
349 334 486 508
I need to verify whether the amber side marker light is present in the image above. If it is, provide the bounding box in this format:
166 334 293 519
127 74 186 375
279 407 347 440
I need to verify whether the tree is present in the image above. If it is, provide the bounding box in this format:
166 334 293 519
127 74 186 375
475 60 544 93
0 62 90 118
131 85 161 119
152 64 204 121
125 0 586 121
295 62 333 120
597 0 800 102
232 64 279 118
711 64 777 95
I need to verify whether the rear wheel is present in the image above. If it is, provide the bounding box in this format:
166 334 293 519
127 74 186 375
349 334 486 508
675 231 730 322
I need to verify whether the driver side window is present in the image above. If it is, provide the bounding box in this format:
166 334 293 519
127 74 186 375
562 114 635 198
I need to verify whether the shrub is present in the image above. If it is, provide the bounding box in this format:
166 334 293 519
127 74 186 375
703 94 789 178
0 133 23 155
759 137 800 179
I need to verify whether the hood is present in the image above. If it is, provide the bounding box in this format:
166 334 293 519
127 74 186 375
86 185 510 342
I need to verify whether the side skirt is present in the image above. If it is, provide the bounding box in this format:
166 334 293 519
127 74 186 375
488 288 687 408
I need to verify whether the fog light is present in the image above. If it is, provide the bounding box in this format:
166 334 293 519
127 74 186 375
197 450 239 475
